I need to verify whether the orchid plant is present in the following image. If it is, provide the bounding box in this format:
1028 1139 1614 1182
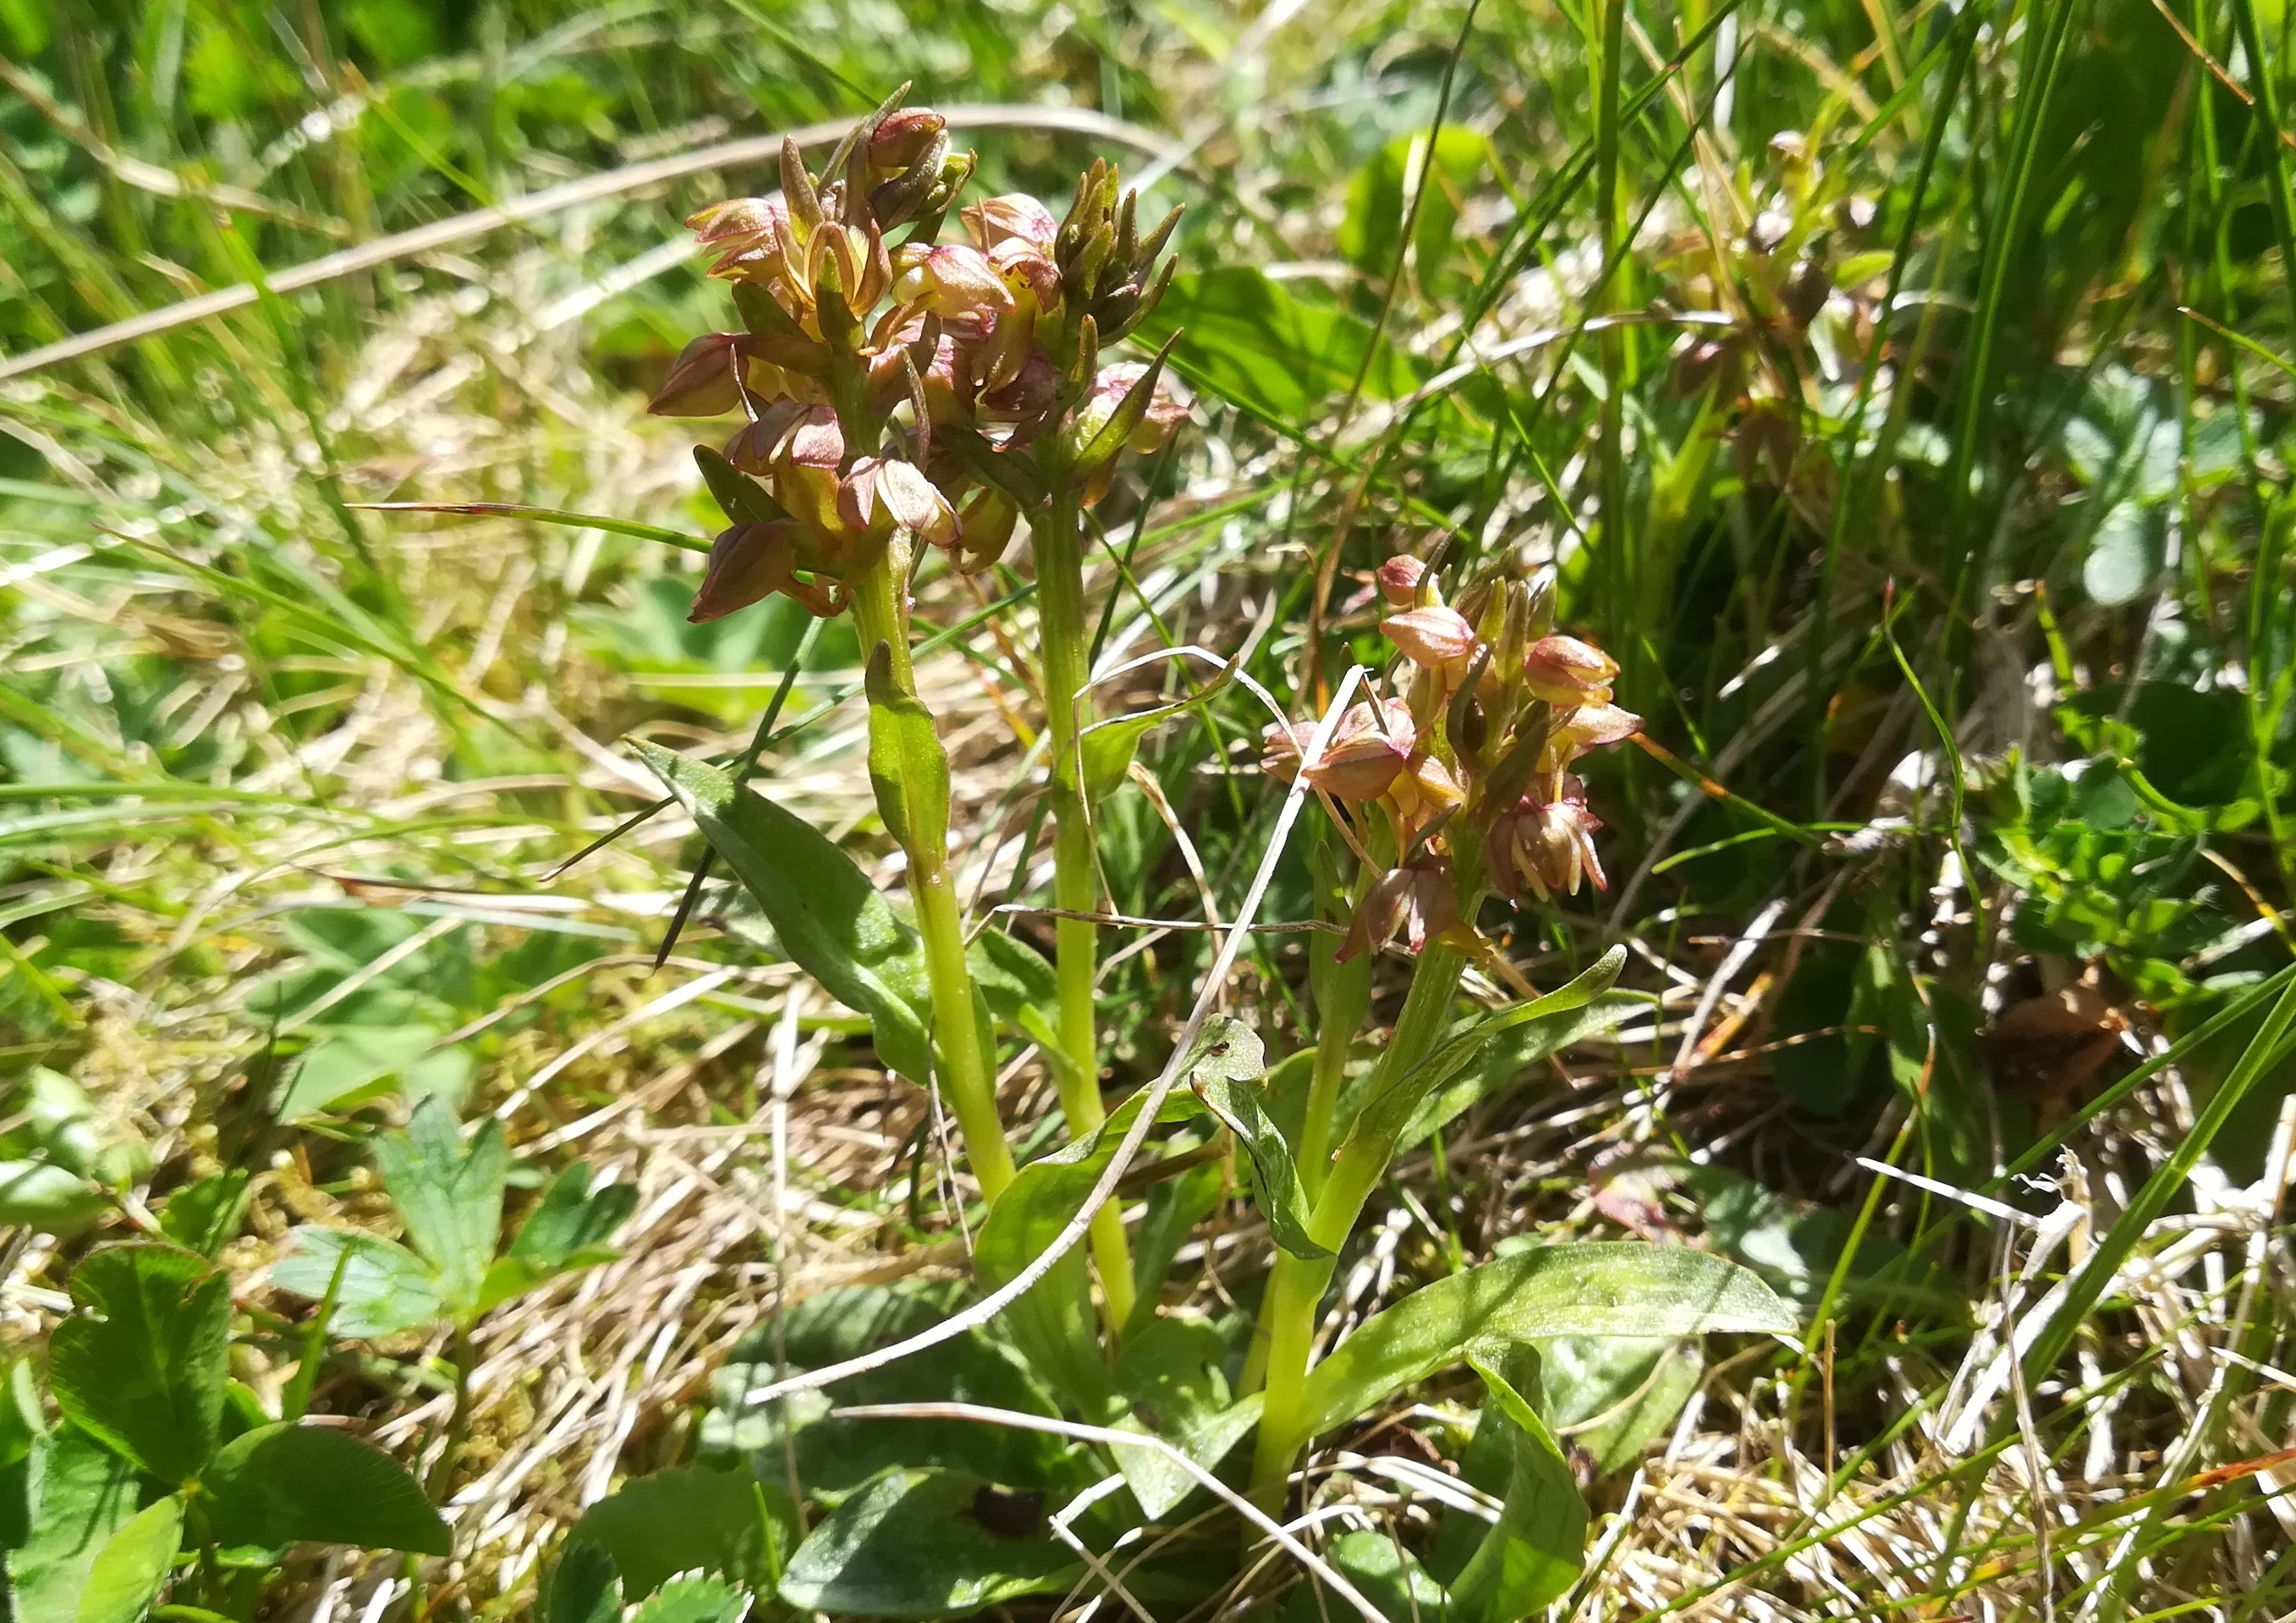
611 90 1795 1623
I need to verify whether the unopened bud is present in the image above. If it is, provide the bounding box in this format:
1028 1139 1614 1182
1376 556 1426 607
1381 605 1479 671
964 193 1060 255
1261 699 1415 801
1522 635 1618 707
691 521 804 623
869 108 947 171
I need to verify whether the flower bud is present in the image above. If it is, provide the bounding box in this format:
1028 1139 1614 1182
957 488 1019 571
1485 779 1607 903
1376 556 1426 607
1522 635 1619 707
964 193 1061 256
1261 698 1415 801
648 333 746 417
1381 605 1478 671
869 108 947 171
1386 750 1464 824
1067 356 1186 502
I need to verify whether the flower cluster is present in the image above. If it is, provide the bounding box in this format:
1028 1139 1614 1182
1263 557 1639 960
650 91 1187 623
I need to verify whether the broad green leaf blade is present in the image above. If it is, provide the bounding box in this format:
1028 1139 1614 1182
504 1163 637 1274
1450 1358 1585 1623
968 929 1057 1037
544 1542 623 1623
155 1171 251 1259
779 1468 1078 1620
637 741 935 1080
569 1465 794 1599
371 1098 506 1318
1109 1317 1259 1521
75 1491 182 1623
629 1576 752 1623
1339 125 1492 297
48 1245 230 1484
1189 1037 1328 1260
863 641 952 850
1123 1160 1225 1340
1295 1244 1797 1442
201 1422 449 1556
271 1228 448 1339
6 1428 145 1623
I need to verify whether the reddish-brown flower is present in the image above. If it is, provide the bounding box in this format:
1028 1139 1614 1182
1261 699 1416 801
1340 861 1466 961
1485 777 1607 903
1522 635 1619 707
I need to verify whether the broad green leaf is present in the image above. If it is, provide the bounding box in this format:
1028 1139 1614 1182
638 741 935 1080
1535 1336 1700 1478
1450 1358 1585 1622
1189 1035 1327 1260
74 1491 181 1623
1399 993 1642 1154
270 1227 447 1339
863 641 952 850
1108 1317 1260 1521
200 1422 449 1555
0 1161 109 1237
1295 1244 1797 1442
1673 1160 1964 1315
1277 1529 1448 1623
1348 949 1629 1157
779 1467 1078 1620
48 1245 230 1484
1132 268 1422 425
630 1576 752 1623
569 1465 793 1599
6 1428 145 1622
505 1162 635 1267
544 1541 623 1623
0 1360 41 1549
968 929 1057 1034
371 1098 506 1317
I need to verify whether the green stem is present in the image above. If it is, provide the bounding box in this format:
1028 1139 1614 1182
423 1322 474 1504
851 544 1016 1202
1036 487 1139 1329
1248 944 1469 1500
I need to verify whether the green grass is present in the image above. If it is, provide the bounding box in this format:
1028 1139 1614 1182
3 0 2295 1618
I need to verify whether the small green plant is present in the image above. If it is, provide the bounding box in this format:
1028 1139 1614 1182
4 1241 448 1620
614 92 1797 1620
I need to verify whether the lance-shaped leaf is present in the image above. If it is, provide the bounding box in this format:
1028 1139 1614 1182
1398 992 1644 1154
1450 1356 1586 1622
1344 949 1628 1158
695 445 788 529
48 1244 231 1485
639 741 935 1080
1107 1317 1261 1521
864 641 952 850
1077 647 1241 806
1189 1029 1327 1260
973 1081 1206 1412
1294 1243 1797 1443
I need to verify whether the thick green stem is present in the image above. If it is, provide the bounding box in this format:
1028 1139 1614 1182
1035 488 1139 1329
1248 944 1469 1501
851 547 1015 1202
